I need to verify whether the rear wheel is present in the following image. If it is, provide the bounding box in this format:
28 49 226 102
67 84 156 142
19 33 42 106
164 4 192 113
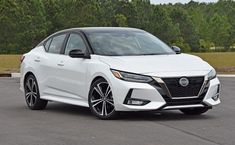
24 74 48 110
180 107 209 115
88 78 118 119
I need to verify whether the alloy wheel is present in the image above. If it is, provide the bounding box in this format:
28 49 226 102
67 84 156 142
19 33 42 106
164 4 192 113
90 82 115 117
24 75 48 110
25 77 38 107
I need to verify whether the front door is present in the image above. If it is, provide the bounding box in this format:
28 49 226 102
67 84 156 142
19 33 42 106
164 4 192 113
55 33 89 101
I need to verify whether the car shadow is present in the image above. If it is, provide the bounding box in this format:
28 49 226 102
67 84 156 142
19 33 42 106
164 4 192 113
118 111 216 121
43 102 216 121
45 102 92 118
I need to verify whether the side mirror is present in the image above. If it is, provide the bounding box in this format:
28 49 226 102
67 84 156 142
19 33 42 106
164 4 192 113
69 49 90 59
171 46 181 54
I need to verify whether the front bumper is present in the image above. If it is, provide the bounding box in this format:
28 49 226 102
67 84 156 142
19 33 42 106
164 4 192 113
111 76 220 111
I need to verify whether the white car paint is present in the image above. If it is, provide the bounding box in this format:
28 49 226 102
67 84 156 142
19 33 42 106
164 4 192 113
99 54 212 74
20 28 220 114
20 46 220 111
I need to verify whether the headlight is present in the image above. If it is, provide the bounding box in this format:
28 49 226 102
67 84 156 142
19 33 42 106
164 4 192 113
208 69 217 80
111 69 153 83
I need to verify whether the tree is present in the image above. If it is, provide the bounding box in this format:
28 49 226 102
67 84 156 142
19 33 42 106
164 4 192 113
209 13 231 50
115 14 127 27
149 6 180 44
169 7 200 51
0 0 235 54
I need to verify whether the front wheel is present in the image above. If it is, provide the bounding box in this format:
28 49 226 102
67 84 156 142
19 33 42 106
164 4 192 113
88 78 118 119
180 107 209 115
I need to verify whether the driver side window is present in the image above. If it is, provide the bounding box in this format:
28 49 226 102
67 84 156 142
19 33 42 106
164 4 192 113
65 34 87 55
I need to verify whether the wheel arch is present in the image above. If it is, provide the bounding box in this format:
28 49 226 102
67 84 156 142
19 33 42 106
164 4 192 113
88 73 113 97
23 71 36 86
90 76 106 86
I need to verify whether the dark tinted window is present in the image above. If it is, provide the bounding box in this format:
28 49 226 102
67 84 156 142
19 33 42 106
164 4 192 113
64 34 86 55
48 34 66 54
44 38 52 51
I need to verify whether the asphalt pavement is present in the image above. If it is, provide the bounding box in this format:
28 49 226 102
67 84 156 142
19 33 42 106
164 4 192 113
0 77 234 145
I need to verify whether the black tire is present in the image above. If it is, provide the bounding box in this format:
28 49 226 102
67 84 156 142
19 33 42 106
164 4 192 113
88 78 118 119
24 74 48 110
180 107 209 115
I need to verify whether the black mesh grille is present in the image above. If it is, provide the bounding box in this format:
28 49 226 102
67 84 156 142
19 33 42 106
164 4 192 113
162 83 209 106
162 77 204 97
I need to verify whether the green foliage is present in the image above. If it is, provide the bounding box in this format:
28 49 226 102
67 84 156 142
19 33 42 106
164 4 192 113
199 39 215 52
209 14 231 50
169 6 200 51
0 0 235 54
115 14 127 27
172 37 191 52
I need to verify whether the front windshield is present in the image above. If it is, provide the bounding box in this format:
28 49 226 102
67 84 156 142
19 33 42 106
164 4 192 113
86 30 175 56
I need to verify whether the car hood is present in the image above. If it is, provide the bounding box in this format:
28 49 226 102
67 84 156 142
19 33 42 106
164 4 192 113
98 54 213 77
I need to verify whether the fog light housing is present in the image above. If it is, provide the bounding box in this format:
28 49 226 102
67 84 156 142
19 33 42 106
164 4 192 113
126 98 150 106
212 85 220 101
212 94 219 101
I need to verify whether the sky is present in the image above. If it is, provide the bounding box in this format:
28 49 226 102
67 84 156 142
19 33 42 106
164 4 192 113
150 0 218 4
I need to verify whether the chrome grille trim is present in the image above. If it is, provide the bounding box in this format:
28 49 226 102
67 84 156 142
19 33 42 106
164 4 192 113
163 104 204 110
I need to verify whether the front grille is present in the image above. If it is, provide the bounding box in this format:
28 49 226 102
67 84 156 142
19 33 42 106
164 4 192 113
162 77 204 97
162 82 209 106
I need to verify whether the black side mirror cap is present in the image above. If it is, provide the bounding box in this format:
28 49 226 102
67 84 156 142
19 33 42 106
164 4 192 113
171 46 181 54
69 49 90 59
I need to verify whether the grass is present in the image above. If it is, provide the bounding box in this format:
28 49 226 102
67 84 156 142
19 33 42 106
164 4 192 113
0 53 235 74
0 55 21 74
191 52 235 74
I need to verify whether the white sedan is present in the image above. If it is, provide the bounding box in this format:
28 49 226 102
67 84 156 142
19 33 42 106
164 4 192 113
20 27 220 119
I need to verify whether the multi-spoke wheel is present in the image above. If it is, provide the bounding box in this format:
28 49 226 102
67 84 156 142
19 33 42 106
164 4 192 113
88 78 117 119
24 74 48 110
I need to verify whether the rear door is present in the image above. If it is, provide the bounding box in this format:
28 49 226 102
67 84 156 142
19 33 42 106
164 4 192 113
38 33 68 97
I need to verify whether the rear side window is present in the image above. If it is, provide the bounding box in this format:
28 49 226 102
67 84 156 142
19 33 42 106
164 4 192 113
44 38 52 51
48 34 66 54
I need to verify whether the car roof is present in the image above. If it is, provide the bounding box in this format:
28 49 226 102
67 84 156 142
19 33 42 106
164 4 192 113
38 27 145 47
57 27 144 34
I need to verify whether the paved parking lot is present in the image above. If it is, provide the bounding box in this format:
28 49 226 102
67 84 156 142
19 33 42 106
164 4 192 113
0 77 234 145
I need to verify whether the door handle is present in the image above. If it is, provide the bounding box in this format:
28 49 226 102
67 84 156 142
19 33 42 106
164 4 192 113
57 60 64 66
57 63 64 66
34 57 40 62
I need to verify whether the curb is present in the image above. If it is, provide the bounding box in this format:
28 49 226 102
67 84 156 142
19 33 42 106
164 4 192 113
0 73 235 78
0 73 11 77
0 73 20 78
11 73 20 78
217 74 235 77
